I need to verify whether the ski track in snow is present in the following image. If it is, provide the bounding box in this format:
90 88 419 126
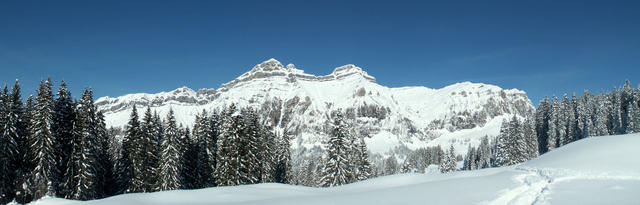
486 165 640 205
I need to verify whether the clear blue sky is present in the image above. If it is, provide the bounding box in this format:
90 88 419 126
1 0 639 104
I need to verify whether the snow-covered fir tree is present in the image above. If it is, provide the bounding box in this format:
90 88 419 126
463 145 476 170
621 80 634 133
140 107 161 192
320 110 353 187
95 111 115 197
558 94 572 146
28 78 57 199
117 105 142 193
15 94 34 204
354 137 372 180
535 97 551 154
257 125 277 183
593 93 611 136
180 126 199 189
8 81 28 204
629 101 640 133
217 105 243 186
493 119 511 166
193 110 217 188
577 92 595 139
71 89 102 200
274 133 292 184
522 118 539 160
608 87 623 135
0 85 19 203
440 145 456 173
159 108 183 190
52 80 75 198
382 155 398 176
547 96 560 151
477 136 492 169
239 108 262 184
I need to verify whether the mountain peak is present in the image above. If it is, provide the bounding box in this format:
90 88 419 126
252 58 285 72
171 86 195 94
331 64 376 82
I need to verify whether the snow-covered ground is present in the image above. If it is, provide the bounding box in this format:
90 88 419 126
29 133 640 205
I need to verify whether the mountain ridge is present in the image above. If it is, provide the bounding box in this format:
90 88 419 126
95 58 535 157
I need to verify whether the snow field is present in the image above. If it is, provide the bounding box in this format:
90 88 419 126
31 133 640 205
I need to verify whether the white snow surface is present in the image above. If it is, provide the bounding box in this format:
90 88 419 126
29 133 640 205
95 58 534 157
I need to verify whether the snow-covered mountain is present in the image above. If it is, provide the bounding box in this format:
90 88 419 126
95 58 534 156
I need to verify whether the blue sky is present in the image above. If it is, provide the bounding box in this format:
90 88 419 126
0 0 639 104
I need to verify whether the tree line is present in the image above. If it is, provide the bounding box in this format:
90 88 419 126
0 79 380 204
464 80 640 170
0 79 112 203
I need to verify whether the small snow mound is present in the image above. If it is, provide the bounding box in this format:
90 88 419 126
520 133 640 176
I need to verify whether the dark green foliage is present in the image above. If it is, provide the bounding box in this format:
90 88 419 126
159 109 183 190
28 78 57 199
0 85 19 203
52 80 75 198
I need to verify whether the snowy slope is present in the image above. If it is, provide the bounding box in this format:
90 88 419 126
30 133 640 205
95 58 534 157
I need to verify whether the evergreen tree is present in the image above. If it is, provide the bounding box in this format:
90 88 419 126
320 110 353 187
508 116 527 163
624 101 640 133
275 133 292 184
180 126 198 189
621 80 634 133
569 93 580 142
382 155 398 175
239 109 261 184
522 118 539 160
547 96 559 151
140 107 161 192
493 119 510 166
71 89 102 200
578 92 596 138
463 145 474 170
217 105 243 186
193 110 217 187
117 105 142 193
28 79 57 199
593 93 610 136
159 108 183 190
52 80 75 198
535 97 551 154
354 137 372 181
440 145 456 173
0 85 19 203
8 81 28 204
15 95 35 204
608 87 623 135
258 126 277 183
558 94 571 146
96 111 115 197
477 136 491 169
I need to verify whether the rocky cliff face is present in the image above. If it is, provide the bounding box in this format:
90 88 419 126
95 58 534 156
